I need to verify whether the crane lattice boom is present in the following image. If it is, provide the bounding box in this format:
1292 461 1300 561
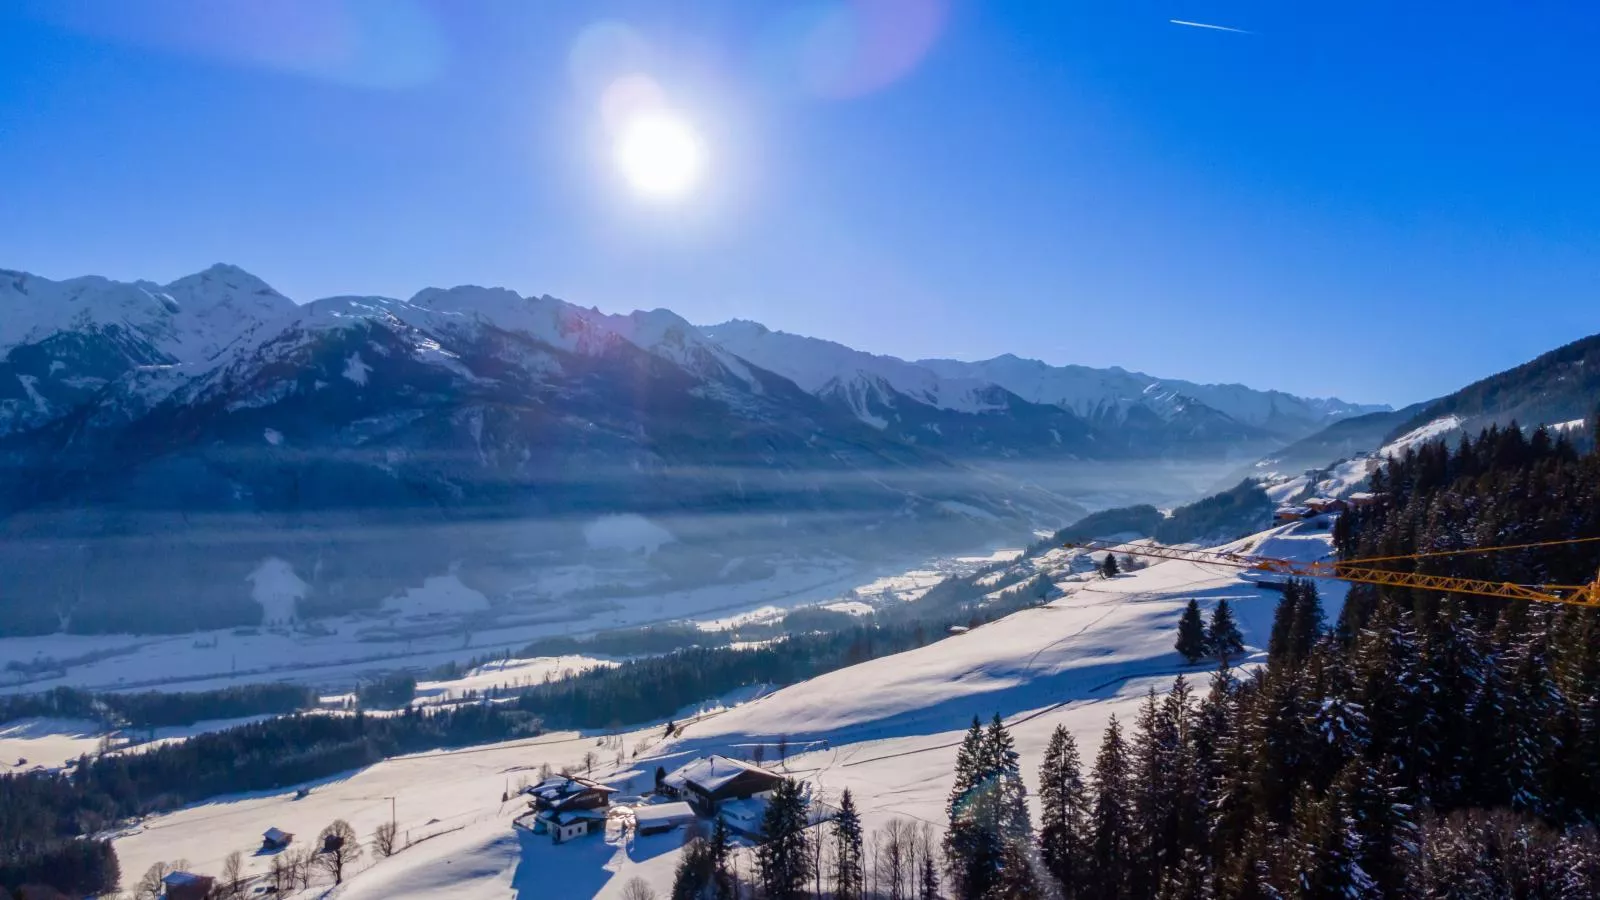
1066 538 1600 607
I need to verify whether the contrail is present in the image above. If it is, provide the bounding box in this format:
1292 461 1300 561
1170 19 1252 34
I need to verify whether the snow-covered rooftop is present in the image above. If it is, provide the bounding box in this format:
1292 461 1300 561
664 755 774 793
631 801 697 829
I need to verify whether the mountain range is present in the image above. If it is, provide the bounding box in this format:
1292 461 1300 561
0 265 1384 635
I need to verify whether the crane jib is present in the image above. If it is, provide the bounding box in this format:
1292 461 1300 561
1063 538 1600 608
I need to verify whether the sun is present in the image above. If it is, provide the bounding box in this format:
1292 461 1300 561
614 111 704 199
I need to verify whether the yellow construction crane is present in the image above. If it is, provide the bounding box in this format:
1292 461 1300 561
1064 536 1600 608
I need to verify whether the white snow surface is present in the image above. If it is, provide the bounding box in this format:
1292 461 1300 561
108 520 1345 899
413 655 616 703
1382 415 1465 457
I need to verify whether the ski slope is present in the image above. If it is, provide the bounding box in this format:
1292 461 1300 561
109 520 1344 899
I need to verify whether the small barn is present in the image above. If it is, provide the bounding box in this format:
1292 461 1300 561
261 827 293 852
162 871 216 900
533 808 608 844
660 755 786 814
1304 497 1348 515
633 801 697 837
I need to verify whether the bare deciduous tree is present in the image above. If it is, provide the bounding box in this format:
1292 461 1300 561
583 750 599 775
879 818 916 900
372 820 399 858
289 847 316 890
133 862 169 900
316 819 363 884
220 850 244 898
620 876 657 900
268 853 291 895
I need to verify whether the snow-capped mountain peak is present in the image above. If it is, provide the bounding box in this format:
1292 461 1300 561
702 320 1003 423
1 264 296 361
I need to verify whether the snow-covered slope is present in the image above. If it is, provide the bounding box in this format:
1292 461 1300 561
109 519 1345 899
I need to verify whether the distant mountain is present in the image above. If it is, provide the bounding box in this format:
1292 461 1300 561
705 321 1384 459
0 270 1085 636
915 353 1387 442
0 265 1386 637
1245 405 1427 482
0 264 294 436
1381 332 1600 440
1248 331 1600 486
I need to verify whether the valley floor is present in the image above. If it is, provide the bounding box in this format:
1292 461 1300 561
108 520 1346 899
0 548 1019 698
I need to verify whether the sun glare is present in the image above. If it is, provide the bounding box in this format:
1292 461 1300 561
614 111 704 199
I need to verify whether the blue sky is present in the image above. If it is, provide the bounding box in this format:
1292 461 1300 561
1 1 1596 406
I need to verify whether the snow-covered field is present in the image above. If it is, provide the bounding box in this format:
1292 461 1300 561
108 520 1344 899
0 714 282 771
414 656 617 704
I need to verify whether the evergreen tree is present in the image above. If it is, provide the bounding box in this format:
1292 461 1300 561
1176 600 1208 664
710 817 736 900
922 852 942 900
946 717 1003 900
1037 725 1090 896
1205 599 1245 664
1336 759 1415 895
1131 688 1183 897
1291 786 1375 900
756 779 812 900
1351 606 1434 797
1288 580 1326 662
1101 554 1121 578
672 834 715 900
1089 716 1134 900
832 789 865 900
986 839 1043 900
1502 623 1564 818
986 714 1033 846
1162 676 1208 871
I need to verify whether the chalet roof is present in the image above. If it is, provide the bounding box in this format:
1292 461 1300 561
632 801 697 828
1347 492 1376 501
665 755 779 793
263 827 292 842
524 775 617 802
163 872 209 886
